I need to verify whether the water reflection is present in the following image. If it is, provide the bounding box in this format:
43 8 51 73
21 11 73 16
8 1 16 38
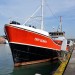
0 44 14 75
0 44 60 75
12 61 60 75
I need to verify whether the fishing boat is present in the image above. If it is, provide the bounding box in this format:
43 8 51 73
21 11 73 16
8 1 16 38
4 0 68 65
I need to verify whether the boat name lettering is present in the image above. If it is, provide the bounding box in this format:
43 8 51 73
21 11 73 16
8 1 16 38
34 38 47 43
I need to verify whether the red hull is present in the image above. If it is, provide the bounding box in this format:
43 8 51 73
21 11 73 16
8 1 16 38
5 24 61 51
53 40 62 45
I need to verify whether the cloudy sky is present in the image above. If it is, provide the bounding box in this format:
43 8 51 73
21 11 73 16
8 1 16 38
0 0 75 38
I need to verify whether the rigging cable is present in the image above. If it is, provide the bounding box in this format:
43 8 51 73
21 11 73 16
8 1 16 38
44 0 59 22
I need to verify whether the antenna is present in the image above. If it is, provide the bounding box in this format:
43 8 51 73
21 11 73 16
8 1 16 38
41 0 44 30
60 16 62 32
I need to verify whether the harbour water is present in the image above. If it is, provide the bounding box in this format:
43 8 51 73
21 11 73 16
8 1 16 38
0 44 60 75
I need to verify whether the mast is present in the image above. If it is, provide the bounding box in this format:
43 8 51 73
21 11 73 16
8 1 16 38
60 16 62 32
23 0 44 30
41 0 44 30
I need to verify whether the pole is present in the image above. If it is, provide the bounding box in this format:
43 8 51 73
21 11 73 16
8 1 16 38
41 0 44 30
60 16 62 32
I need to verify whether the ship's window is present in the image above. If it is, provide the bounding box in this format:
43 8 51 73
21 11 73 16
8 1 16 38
60 33 61 35
67 41 70 44
51 33 53 35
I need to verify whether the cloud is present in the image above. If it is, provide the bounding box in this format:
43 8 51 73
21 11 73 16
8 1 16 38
45 0 75 15
0 0 75 38
0 0 41 23
0 0 75 22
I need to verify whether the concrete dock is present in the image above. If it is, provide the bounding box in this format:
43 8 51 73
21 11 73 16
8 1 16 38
64 50 75 75
53 45 74 75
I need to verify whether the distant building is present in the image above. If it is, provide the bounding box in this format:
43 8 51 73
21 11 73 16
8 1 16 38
0 36 6 44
